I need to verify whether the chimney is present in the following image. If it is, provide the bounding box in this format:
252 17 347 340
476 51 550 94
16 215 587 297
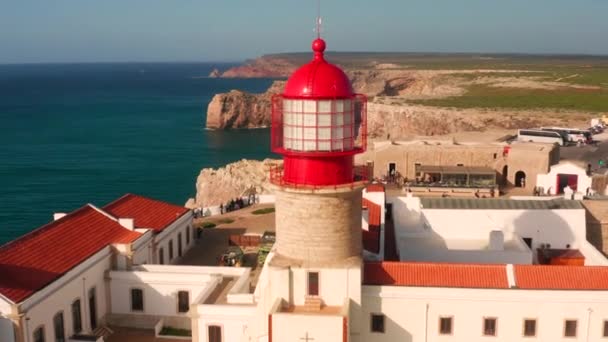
489 230 504 251
53 213 67 221
119 218 135 230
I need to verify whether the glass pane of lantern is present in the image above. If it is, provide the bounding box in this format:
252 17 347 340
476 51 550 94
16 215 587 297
343 99 352 113
344 126 352 138
332 126 344 139
332 139 343 150
318 128 331 140
303 100 316 114
303 140 316 151
291 100 303 113
318 114 331 126
334 100 344 112
344 138 353 150
333 112 344 126
344 112 352 124
318 141 331 151
292 140 302 150
303 114 316 127
318 100 331 113
303 127 316 139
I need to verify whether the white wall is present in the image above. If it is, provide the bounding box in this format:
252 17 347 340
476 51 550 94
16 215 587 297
393 197 587 252
108 270 215 317
0 317 15 342
536 163 592 195
131 231 154 265
272 313 344 342
0 296 11 316
360 285 608 342
20 248 113 342
195 305 254 342
152 213 194 265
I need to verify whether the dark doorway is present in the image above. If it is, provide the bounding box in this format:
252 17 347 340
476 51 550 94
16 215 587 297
502 165 509 186
386 203 393 221
388 163 396 181
307 272 319 296
88 287 97 330
557 174 578 194
515 171 526 187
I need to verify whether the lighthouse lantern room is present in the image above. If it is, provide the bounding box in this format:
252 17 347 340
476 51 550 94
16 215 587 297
271 38 367 186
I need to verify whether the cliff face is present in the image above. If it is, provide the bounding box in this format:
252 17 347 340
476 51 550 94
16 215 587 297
186 158 281 208
206 81 285 129
220 57 297 78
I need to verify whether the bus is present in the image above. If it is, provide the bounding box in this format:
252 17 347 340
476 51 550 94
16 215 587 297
540 127 591 144
517 129 565 145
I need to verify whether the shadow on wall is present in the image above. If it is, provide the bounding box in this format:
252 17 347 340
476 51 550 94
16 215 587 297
512 210 576 251
384 313 413 342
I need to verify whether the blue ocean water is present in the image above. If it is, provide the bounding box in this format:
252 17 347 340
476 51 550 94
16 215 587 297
0 63 275 245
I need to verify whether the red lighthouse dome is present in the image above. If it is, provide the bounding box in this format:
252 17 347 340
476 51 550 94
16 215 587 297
270 38 367 186
283 39 354 99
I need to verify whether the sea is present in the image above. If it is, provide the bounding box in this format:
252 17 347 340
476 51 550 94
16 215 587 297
0 63 275 245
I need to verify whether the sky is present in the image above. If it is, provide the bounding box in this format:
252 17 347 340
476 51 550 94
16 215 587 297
1 0 607 63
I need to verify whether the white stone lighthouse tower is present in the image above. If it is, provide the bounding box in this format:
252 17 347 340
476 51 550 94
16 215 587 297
260 34 368 342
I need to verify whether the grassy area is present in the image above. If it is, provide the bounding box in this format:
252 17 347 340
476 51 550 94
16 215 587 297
159 327 192 337
411 84 608 112
252 207 275 215
216 218 235 224
200 222 216 229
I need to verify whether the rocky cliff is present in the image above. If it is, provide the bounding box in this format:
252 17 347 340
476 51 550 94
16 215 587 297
206 81 285 129
186 158 281 208
220 57 297 78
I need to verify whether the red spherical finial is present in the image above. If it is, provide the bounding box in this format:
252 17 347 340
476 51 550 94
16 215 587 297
312 38 326 53
312 38 326 60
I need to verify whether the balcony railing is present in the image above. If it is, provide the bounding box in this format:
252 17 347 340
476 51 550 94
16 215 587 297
269 164 369 190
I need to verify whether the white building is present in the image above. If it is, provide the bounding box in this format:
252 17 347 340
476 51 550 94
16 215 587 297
536 161 592 196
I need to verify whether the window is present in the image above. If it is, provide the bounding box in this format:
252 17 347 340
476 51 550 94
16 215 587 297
186 226 190 245
169 240 174 261
483 318 497 336
603 320 608 337
493 153 498 159
456 163 464 167
522 237 533 249
33 326 45 342
439 317 453 335
178 291 189 313
53 312 65 342
71 299 82 334
208 325 222 342
88 287 97 330
564 320 577 337
131 288 144 312
159 247 165 265
307 272 319 296
178 233 183 257
371 314 385 333
523 319 536 337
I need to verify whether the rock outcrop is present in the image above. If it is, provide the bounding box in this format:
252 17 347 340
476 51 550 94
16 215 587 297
220 57 298 78
206 81 285 129
187 158 281 208
208 68 221 78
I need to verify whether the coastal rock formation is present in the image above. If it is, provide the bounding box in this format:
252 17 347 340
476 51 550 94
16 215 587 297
188 158 281 208
205 81 285 129
208 68 221 78
220 57 297 78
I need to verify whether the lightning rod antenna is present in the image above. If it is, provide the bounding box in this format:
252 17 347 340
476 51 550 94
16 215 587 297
316 0 322 38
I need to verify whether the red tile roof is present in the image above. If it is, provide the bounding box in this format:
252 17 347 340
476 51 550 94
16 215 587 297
362 198 382 227
362 228 380 254
104 193 190 232
515 265 608 290
0 205 141 303
363 261 509 289
366 184 385 193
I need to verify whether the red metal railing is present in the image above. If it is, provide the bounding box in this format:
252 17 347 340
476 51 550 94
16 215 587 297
269 164 369 190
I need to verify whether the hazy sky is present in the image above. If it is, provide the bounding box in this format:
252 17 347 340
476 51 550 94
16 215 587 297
1 0 607 63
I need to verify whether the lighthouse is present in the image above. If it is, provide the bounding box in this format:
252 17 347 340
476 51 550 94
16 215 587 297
262 35 368 342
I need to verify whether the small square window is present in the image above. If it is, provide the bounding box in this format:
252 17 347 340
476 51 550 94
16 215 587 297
439 317 452 335
603 320 608 337
523 319 536 337
371 314 385 333
483 318 497 336
564 320 577 337
177 291 189 313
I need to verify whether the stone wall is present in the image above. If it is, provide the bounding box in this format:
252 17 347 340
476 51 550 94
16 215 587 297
273 186 363 262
